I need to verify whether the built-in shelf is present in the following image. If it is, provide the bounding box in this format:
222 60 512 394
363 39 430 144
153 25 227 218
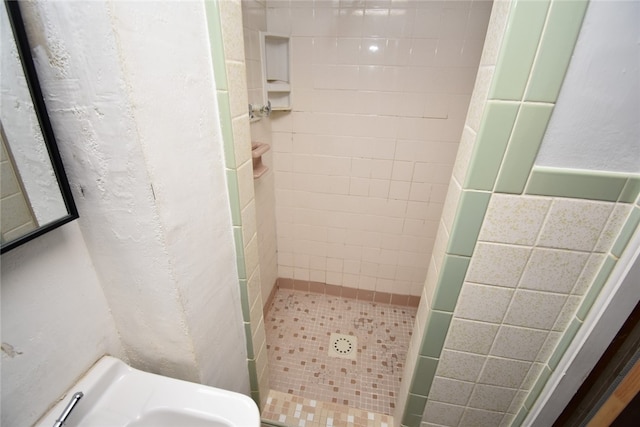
252 142 270 179
260 32 292 111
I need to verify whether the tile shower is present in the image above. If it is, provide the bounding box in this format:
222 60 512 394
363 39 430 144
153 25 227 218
213 0 640 426
241 0 493 421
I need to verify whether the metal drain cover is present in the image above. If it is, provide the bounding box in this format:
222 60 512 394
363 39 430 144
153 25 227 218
328 333 357 360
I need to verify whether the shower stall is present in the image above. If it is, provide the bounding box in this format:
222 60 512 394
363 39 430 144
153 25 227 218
239 0 493 420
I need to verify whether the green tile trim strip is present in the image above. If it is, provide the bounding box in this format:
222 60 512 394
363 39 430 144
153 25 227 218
611 207 640 258
489 0 551 101
548 318 582 371
405 394 428 418
576 255 616 320
524 366 552 410
447 190 491 256
248 359 259 390
526 167 630 202
524 0 589 102
432 255 471 312
217 91 236 168
619 176 640 203
494 103 554 194
244 322 255 359
204 0 228 91
411 356 439 397
511 406 529 427
464 101 520 191
226 170 242 225
419 310 453 358
233 227 247 279
401 412 423 427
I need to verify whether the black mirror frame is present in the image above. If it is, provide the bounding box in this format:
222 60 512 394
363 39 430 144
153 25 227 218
2 1 78 254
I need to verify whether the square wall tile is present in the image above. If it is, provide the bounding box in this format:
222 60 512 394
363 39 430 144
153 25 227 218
437 349 487 383
466 242 531 288
459 407 505 427
479 357 531 389
444 318 499 355
537 199 614 251
422 400 465 427
454 282 514 323
503 289 567 330
428 376 475 406
468 384 517 412
490 325 548 362
519 248 589 294
478 194 552 245
553 295 581 332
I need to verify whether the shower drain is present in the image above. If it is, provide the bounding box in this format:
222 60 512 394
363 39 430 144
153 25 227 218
328 333 358 360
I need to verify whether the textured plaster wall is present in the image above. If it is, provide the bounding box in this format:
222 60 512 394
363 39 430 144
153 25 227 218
536 0 640 173
1 223 123 427
0 2 250 425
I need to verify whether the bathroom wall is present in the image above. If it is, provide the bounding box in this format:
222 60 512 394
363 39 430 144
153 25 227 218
1 223 123 427
396 0 640 426
1 2 253 424
267 0 492 297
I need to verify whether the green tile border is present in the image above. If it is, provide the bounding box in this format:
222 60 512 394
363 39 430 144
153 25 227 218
217 90 236 168
447 190 491 256
524 366 552 410
494 103 554 194
204 0 228 91
489 0 551 100
411 356 439 397
405 394 428 417
464 101 520 191
576 255 616 321
619 176 640 203
419 310 453 358
526 167 630 202
248 359 259 390
401 413 423 427
244 322 255 358
432 255 471 312
226 170 242 225
611 207 640 257
511 407 528 427
524 0 589 102
548 318 582 371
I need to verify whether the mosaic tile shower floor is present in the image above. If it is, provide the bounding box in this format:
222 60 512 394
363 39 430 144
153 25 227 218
265 289 417 416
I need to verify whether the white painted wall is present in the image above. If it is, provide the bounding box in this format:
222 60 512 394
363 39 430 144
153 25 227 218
0 223 123 427
1 1 251 424
536 0 640 173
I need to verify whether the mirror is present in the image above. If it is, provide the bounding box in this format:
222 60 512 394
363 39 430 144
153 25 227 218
1 2 78 254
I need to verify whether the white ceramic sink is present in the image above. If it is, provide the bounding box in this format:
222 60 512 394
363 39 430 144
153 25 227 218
35 356 260 427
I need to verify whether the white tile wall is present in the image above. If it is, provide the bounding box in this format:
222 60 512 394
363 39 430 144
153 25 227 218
268 0 490 296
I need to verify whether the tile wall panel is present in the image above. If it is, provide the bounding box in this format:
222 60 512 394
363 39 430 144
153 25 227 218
268 0 491 298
